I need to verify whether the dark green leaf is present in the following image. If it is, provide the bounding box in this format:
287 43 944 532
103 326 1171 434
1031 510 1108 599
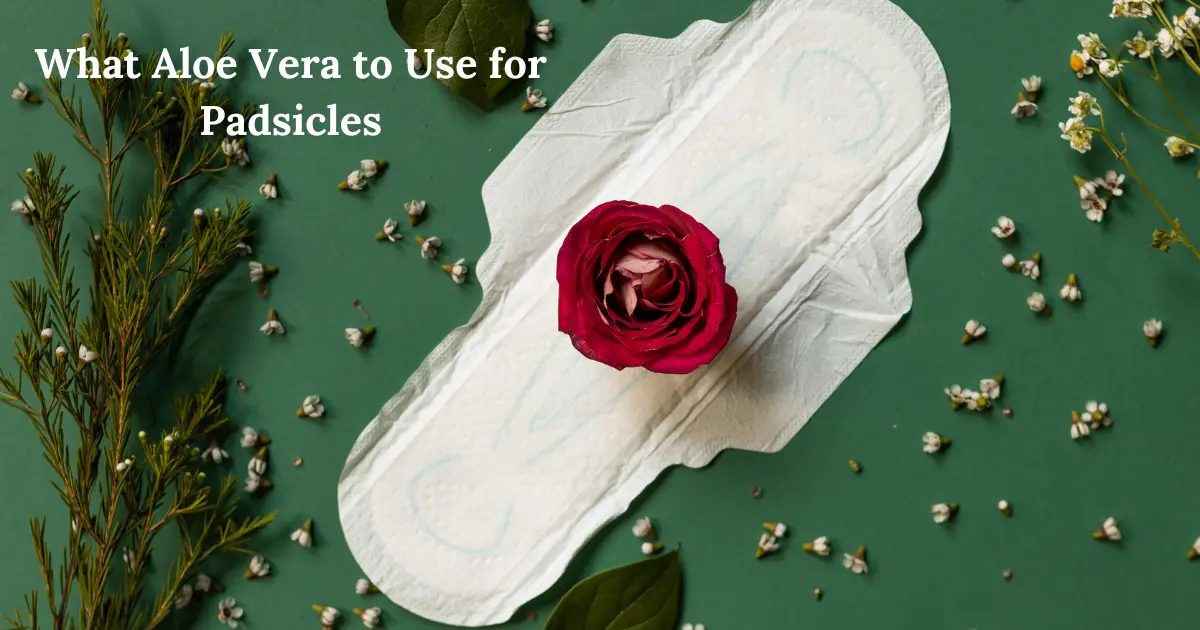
386 0 531 108
544 550 682 630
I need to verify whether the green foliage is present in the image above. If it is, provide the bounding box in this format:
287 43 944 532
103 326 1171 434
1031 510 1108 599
544 551 682 630
386 0 532 108
0 2 272 628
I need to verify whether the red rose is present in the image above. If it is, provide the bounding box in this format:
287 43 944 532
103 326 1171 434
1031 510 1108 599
556 200 738 374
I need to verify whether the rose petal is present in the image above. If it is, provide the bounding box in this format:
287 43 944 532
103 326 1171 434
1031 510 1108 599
615 253 663 275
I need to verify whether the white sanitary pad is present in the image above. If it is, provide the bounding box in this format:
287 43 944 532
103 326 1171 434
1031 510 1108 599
338 0 950 625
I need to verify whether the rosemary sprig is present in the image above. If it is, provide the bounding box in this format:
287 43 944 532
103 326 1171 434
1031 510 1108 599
1 2 272 629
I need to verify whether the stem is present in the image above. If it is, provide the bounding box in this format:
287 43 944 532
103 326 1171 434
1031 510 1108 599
1148 54 1200 141
1096 131 1200 261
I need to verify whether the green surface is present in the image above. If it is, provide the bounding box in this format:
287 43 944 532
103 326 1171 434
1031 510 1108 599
3 0 1200 628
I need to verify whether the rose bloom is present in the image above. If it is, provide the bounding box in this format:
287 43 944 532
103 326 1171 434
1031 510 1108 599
556 201 738 373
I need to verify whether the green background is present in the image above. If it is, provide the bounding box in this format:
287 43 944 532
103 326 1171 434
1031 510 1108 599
3 0 1200 628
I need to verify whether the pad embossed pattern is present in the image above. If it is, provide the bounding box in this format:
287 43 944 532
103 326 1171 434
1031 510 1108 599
338 0 950 625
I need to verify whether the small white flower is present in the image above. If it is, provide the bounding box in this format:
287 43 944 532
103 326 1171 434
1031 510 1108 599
932 502 957 524
345 327 375 348
998 500 1012 516
1082 193 1108 222
359 607 382 628
341 170 367 191
199 81 216 90
1125 31 1156 59
248 448 268 477
1019 254 1041 279
220 138 249 166
244 472 266 493
11 81 30 101
236 242 253 257
320 606 340 628
241 427 263 448
116 460 129 473
299 395 325 418
640 541 663 555
1097 170 1125 197
991 216 1015 239
1144 318 1163 345
291 520 314 548
964 389 989 411
1060 117 1094 153
405 199 427 226
1060 274 1082 301
195 573 215 593
247 261 277 283
756 533 781 558
1078 33 1105 59
962 320 986 343
1098 58 1122 78
355 578 376 595
78 344 98 363
1070 51 1095 78
979 377 1002 400
245 555 270 579
843 548 868 574
123 547 136 567
1002 254 1017 269
804 536 831 557
1076 176 1098 199
632 517 654 538
1096 516 1122 541
1071 411 1091 440
523 86 548 112
1021 75 1042 96
202 441 229 464
259 173 278 200
1166 136 1195 159
1178 7 1200 33
55 346 66 358
945 384 967 408
361 159 385 178
1012 92 1037 118
922 432 946 454
1027 292 1047 313
40 327 53 340
11 196 33 216
534 18 554 42
417 235 442 259
174 584 193 609
377 218 402 243
259 308 284 335
444 258 469 284
764 521 787 537
1068 92 1100 117
1157 27 1182 58
216 597 243 628
1083 400 1111 429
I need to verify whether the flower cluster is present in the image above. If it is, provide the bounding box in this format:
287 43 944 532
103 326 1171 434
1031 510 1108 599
338 159 387 191
1070 402 1113 440
945 376 1004 412
1072 33 1125 80
756 521 788 559
631 516 663 556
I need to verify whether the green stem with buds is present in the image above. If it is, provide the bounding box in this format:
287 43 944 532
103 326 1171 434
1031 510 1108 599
0 3 272 629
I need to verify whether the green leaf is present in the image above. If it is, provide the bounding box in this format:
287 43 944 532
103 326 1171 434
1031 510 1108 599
544 550 682 630
386 0 531 108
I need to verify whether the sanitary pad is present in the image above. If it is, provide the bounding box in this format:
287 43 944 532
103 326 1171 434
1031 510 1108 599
338 0 950 624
